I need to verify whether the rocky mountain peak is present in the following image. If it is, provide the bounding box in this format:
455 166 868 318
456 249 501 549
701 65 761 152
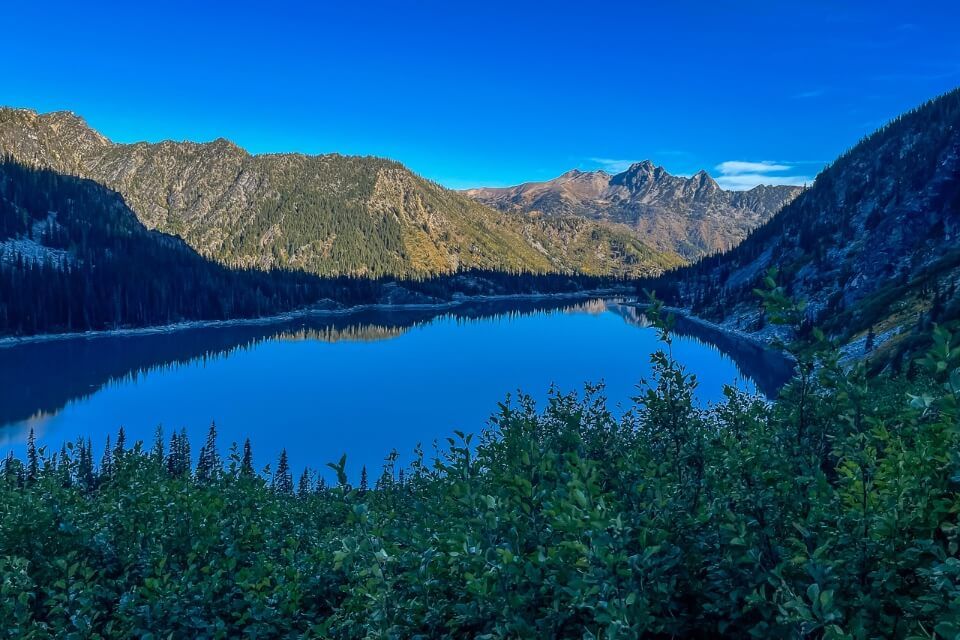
0 108 110 171
557 168 610 182
690 169 720 191
609 160 659 186
631 160 657 173
43 109 90 127
0 105 677 279
466 159 800 259
651 87 960 352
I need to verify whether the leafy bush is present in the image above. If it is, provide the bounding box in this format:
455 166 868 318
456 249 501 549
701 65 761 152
1 304 959 638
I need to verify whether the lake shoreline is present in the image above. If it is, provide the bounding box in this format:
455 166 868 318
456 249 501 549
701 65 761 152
627 302 791 352
624 302 797 392
0 289 630 349
663 306 785 353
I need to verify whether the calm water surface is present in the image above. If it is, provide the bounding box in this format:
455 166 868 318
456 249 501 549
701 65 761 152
0 298 792 481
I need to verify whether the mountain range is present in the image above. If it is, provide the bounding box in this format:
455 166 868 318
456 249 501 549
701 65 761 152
0 158 627 336
647 87 960 365
464 162 801 259
3 88 959 352
0 108 679 278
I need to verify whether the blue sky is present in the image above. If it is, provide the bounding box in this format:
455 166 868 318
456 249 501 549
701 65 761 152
3 1 958 189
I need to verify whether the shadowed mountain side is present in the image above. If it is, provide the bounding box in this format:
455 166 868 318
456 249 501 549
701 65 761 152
639 88 960 366
0 158 651 337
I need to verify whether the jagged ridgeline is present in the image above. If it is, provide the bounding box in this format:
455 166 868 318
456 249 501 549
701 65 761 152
0 108 679 278
644 87 960 362
465 162 801 259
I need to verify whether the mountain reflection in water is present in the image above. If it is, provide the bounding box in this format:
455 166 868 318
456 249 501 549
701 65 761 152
0 298 793 478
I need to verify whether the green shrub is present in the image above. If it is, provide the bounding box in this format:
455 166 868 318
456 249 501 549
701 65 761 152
1 309 958 637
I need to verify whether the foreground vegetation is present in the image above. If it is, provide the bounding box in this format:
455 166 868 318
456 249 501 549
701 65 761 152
1 297 959 638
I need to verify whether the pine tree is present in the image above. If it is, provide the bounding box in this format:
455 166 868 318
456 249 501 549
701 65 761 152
359 465 368 493
166 429 192 478
273 449 293 494
151 425 164 466
198 422 220 482
79 438 94 489
178 428 191 477
58 444 71 487
3 451 17 485
298 468 312 497
196 443 209 483
241 438 254 477
167 432 179 477
100 435 113 478
114 426 126 459
26 427 38 483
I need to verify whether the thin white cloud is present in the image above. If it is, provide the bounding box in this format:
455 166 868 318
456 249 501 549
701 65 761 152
715 174 812 190
588 157 640 173
716 160 792 175
714 160 811 190
793 88 826 99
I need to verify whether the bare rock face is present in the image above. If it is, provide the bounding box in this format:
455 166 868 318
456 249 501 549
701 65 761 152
653 88 960 346
0 108 677 278
0 109 110 172
465 162 801 259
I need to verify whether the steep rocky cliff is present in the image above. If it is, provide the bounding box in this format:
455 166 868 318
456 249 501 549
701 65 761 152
647 88 960 362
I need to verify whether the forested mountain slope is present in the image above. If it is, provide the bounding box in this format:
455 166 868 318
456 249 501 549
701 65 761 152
465 162 800 258
0 159 630 336
0 159 346 335
0 109 678 278
644 88 960 364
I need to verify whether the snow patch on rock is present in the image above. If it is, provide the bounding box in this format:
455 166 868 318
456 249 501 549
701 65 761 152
0 211 73 269
0 237 71 268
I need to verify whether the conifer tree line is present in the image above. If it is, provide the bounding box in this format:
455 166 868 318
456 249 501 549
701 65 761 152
4 422 344 497
637 88 960 369
0 157 624 337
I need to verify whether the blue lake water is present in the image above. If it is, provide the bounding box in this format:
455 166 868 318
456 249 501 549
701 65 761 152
0 298 792 482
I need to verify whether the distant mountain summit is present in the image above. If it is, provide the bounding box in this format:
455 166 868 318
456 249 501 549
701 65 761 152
648 88 960 362
465 162 801 259
0 108 678 278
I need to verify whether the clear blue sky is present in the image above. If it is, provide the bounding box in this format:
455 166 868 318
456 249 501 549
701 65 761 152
3 1 958 189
